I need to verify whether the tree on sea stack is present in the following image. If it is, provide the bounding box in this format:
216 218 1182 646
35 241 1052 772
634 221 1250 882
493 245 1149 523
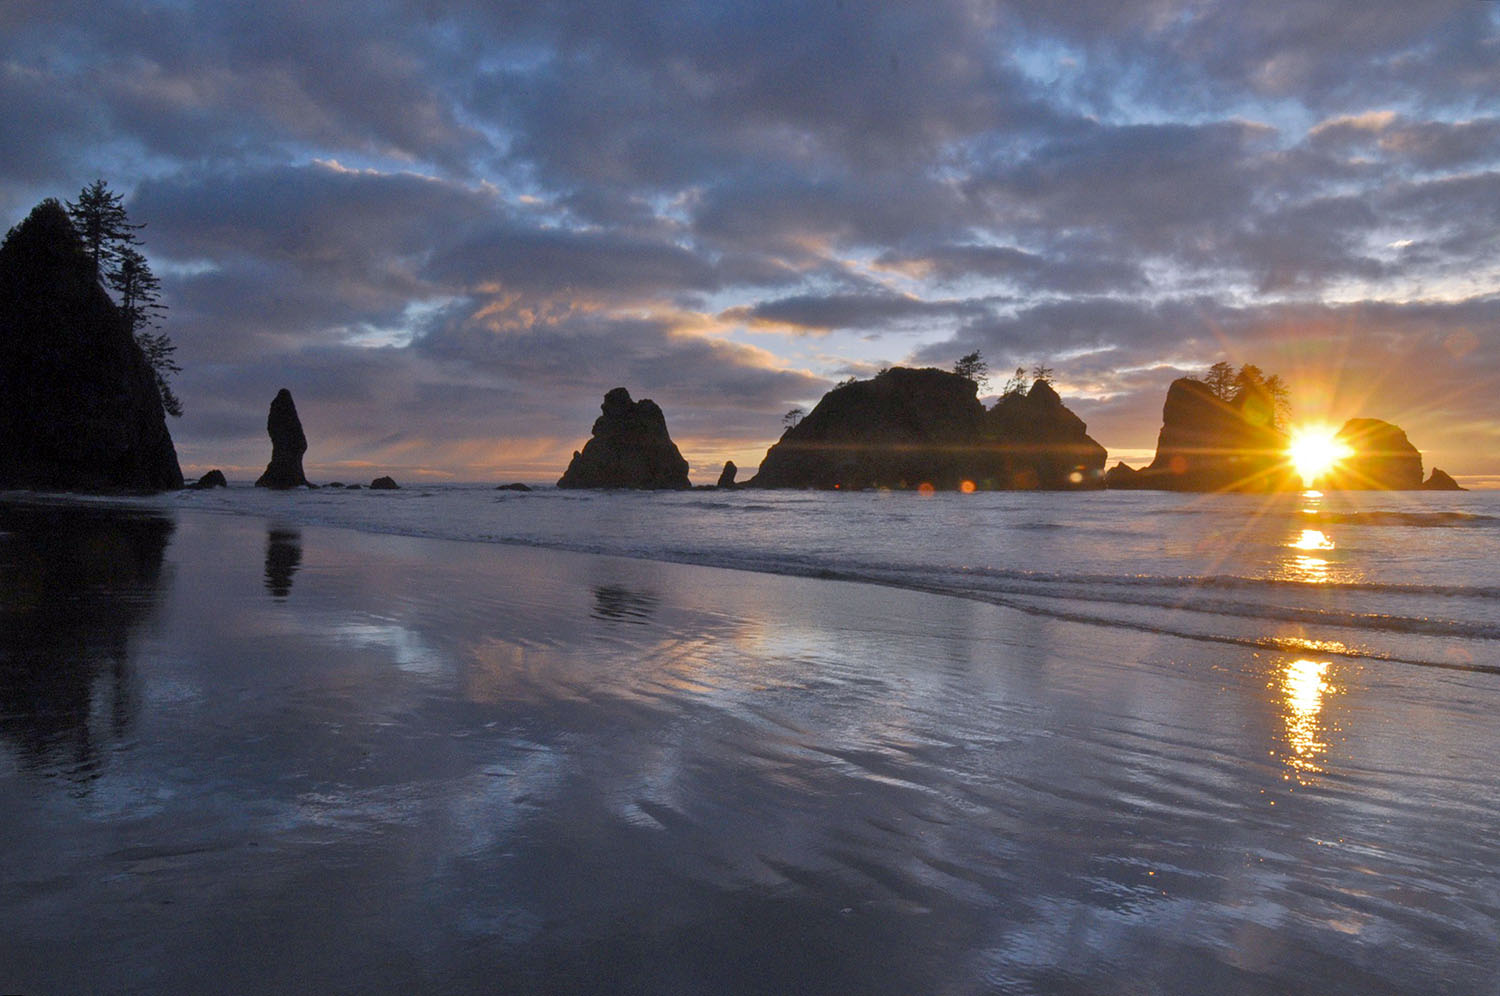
953 351 989 391
67 178 141 274
68 179 182 417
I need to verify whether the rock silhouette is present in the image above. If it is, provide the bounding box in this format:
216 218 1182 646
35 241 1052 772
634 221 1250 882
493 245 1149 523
495 482 532 492
1327 419 1423 490
370 476 399 490
982 379 1107 489
0 200 183 492
1111 378 1294 492
1104 462 1141 488
188 469 227 489
751 368 1105 490
1421 468 1464 491
557 388 691 489
716 461 738 488
254 389 310 489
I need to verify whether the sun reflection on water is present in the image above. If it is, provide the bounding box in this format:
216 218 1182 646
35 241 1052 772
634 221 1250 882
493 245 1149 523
1292 528 1335 551
1281 658 1334 776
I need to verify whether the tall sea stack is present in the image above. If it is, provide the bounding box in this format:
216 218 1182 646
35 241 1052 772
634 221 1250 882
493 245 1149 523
557 387 692 489
1111 378 1294 492
0 199 183 491
254 389 310 488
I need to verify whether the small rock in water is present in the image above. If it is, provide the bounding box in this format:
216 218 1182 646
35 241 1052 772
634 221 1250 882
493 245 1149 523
495 482 532 491
370 476 400 490
189 469 228 489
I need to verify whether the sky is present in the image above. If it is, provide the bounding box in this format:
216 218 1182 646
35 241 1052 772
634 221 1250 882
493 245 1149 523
3 1 1498 485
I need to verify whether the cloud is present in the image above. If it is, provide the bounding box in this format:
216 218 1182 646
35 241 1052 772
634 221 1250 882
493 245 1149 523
2 0 1498 478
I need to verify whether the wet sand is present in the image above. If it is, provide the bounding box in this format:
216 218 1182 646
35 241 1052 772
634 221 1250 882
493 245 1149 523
2 499 1498 994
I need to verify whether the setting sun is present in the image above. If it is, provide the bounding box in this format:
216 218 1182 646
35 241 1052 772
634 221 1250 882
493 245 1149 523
1288 425 1353 486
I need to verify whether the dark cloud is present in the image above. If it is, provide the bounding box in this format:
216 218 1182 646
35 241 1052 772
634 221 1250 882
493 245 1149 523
723 292 994 334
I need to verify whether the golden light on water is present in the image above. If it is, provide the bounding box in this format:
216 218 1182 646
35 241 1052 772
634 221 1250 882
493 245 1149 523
1292 528 1335 551
1282 658 1334 775
1288 424 1353 486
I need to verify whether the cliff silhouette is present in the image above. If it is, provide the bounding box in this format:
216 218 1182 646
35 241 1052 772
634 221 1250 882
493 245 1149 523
1105 378 1295 492
0 200 182 492
750 367 1105 490
558 387 692 489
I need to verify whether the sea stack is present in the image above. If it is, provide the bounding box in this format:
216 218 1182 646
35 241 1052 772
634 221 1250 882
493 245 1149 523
0 199 183 492
254 389 310 489
716 461 738 488
750 368 1105 490
1113 378 1293 492
1327 419 1423 490
1421 468 1464 491
982 379 1107 489
557 387 692 489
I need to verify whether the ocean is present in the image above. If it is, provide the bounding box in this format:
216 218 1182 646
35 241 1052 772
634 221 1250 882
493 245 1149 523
164 482 1500 673
4 484 1499 993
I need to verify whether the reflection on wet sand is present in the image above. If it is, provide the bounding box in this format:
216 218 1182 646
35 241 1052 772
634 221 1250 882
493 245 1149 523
592 584 660 623
0 501 173 782
264 527 302 597
1281 657 1335 777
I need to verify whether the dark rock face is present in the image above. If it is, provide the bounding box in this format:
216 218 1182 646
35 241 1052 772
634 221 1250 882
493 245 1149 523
1104 462 1142 489
0 200 183 492
557 388 691 489
752 368 984 489
1328 419 1423 490
751 369 1105 490
981 379 1107 489
369 476 399 490
1119 378 1294 492
189 469 227 489
495 482 532 492
1421 468 1464 491
716 461 738 488
254 389 309 489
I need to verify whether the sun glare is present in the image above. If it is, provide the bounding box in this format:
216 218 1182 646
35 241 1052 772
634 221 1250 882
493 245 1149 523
1288 425 1352 485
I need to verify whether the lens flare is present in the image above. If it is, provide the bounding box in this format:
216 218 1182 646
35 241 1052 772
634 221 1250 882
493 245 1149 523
1288 425 1352 485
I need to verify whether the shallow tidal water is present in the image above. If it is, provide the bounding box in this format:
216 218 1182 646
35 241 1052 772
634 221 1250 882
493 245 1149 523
2 497 1499 994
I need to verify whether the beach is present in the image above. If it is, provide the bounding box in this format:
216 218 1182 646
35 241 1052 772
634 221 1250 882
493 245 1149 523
3 495 1499 994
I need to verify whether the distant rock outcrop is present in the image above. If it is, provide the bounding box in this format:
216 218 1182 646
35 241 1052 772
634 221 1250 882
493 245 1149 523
716 461 738 488
751 368 984 489
982 379 1107 489
1327 419 1423 490
189 469 227 489
750 368 1105 490
254 389 310 489
1104 462 1141 489
0 199 183 492
370 476 399 490
557 388 692 489
1112 378 1294 492
495 482 532 492
1421 468 1464 491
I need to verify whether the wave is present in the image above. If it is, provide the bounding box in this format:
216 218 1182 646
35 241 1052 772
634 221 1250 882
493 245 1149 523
1307 511 1499 527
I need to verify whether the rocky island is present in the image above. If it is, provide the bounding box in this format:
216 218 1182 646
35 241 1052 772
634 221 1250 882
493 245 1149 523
557 387 692 489
0 200 182 492
750 367 1105 490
